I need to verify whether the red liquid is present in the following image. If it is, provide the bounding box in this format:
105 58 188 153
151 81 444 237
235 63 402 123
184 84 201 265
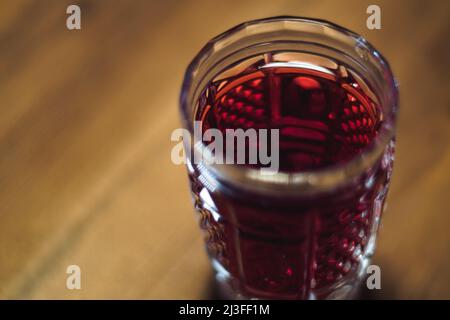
188 53 394 299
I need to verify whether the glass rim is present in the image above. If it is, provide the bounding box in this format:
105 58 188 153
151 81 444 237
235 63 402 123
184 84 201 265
180 16 398 195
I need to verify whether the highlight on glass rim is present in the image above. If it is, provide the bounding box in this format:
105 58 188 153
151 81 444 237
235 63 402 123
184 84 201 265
1 0 449 309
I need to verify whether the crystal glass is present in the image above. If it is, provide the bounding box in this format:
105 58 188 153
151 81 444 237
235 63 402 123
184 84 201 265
180 16 398 299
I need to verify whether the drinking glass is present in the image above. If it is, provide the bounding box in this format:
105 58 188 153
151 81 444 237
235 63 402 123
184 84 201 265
180 16 398 299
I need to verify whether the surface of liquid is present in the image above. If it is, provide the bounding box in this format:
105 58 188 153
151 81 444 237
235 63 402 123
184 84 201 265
195 52 382 171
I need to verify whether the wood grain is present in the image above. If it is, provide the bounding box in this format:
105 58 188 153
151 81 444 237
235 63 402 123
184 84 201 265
0 0 448 299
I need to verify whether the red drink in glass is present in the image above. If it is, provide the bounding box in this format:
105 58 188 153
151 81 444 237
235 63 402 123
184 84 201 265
180 17 398 299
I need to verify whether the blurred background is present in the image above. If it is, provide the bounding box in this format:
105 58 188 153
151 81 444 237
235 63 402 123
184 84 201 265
0 0 449 299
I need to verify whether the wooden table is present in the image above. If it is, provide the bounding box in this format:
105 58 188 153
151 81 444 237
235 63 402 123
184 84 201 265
0 0 449 299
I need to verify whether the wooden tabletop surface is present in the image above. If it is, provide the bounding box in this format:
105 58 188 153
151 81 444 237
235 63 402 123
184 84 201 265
0 0 449 299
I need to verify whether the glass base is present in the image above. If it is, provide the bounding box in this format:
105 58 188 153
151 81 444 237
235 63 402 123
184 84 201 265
212 257 370 300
